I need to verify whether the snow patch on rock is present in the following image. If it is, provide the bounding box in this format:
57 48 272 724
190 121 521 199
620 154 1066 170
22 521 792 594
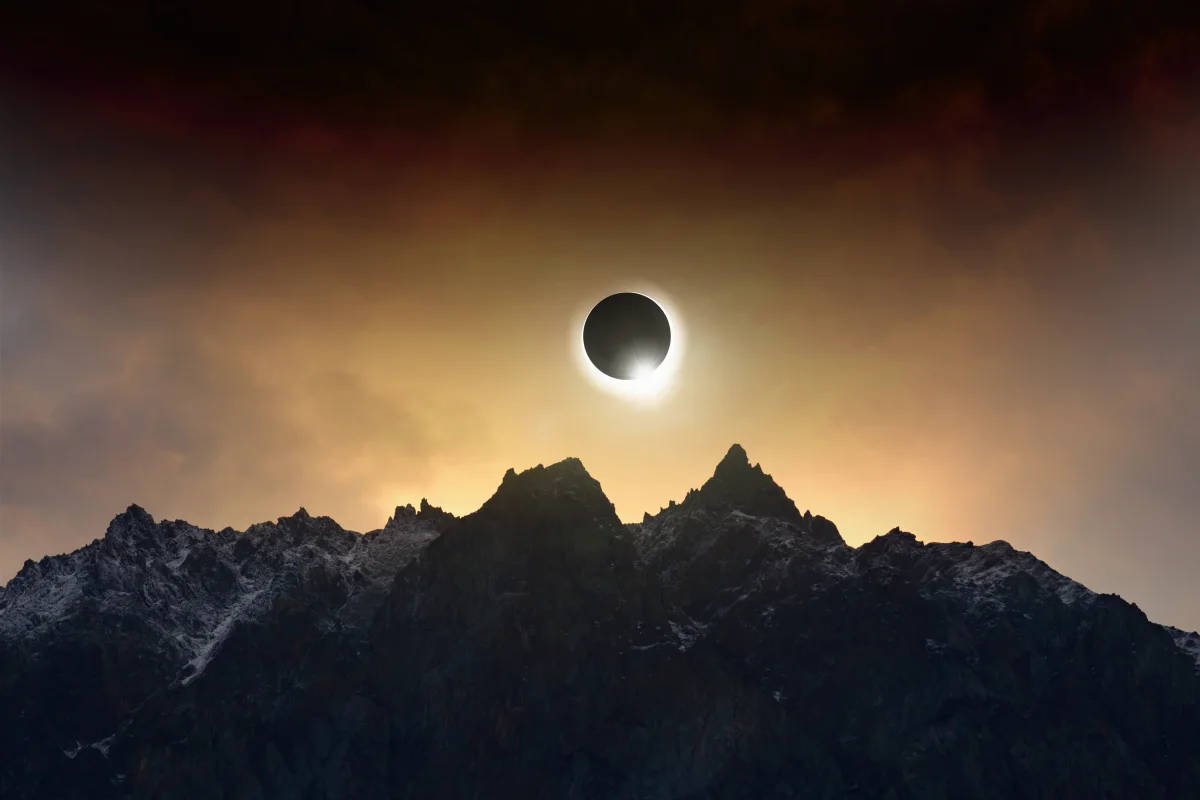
0 505 445 689
1165 625 1200 669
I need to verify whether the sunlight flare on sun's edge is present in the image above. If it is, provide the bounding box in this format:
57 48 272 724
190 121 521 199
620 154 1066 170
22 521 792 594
572 286 685 404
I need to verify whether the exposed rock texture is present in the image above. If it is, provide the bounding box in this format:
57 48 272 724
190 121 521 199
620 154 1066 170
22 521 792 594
2 446 1198 798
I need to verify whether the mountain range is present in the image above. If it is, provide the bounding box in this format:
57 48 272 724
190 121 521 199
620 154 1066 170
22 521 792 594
2 445 1198 798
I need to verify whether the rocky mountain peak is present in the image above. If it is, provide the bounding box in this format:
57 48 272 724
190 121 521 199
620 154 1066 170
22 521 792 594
99 505 183 560
686 443 801 521
416 498 456 530
386 499 457 532
104 504 156 538
388 503 418 524
485 457 616 520
714 442 751 474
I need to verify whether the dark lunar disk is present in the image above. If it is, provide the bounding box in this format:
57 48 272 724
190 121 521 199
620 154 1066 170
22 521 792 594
583 293 671 380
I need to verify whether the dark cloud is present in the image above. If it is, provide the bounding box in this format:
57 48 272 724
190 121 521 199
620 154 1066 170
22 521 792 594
2 0 1197 144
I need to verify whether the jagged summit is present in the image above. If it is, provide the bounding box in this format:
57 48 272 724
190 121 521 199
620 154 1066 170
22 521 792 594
715 442 752 472
105 503 155 534
685 443 802 521
99 504 188 558
123 503 153 520
494 457 600 492
481 456 619 526
386 499 456 532
500 456 591 484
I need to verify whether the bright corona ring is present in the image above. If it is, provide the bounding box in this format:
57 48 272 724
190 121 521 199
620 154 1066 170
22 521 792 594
575 290 684 401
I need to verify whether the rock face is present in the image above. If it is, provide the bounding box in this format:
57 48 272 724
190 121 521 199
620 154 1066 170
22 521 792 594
0 502 448 798
2 446 1198 798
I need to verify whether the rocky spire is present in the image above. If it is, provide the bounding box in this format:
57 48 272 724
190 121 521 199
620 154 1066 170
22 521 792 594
416 498 457 531
686 444 802 521
102 504 160 548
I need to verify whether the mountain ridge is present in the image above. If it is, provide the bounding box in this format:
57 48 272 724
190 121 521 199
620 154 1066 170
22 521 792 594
2 445 1199 798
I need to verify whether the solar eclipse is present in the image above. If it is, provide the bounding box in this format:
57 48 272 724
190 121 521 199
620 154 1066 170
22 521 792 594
574 289 684 402
583 292 672 380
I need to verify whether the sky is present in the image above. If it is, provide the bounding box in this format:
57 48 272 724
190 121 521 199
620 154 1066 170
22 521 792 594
2 1 1199 630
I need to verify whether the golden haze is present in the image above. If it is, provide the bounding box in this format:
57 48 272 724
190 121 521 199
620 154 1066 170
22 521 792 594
3 126 1199 631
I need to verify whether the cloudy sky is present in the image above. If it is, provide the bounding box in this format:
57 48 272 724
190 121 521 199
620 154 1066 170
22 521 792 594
2 1 1199 629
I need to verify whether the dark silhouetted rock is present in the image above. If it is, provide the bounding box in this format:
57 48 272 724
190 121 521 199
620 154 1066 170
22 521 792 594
2 446 1198 799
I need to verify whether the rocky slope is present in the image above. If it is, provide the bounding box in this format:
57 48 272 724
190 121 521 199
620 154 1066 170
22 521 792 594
2 445 1198 798
0 500 450 796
